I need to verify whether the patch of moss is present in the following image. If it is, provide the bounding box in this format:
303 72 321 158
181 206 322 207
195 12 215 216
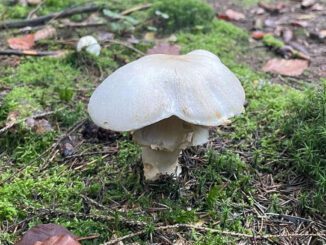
178 20 248 68
151 0 215 33
263 34 285 49
279 82 326 211
1 87 43 121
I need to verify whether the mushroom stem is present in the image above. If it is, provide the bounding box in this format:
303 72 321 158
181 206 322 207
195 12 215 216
141 146 182 180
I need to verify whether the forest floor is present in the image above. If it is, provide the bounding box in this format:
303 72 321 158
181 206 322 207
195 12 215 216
0 0 325 244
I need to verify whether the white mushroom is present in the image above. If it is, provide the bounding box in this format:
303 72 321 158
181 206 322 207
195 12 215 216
76 35 101 56
88 50 245 180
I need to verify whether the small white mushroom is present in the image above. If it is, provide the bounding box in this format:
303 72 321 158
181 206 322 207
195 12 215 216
88 50 245 180
76 35 101 56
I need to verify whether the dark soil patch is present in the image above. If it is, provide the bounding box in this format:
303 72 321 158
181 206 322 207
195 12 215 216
210 0 326 85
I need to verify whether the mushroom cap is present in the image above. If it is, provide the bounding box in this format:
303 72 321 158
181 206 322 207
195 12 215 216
76 35 101 56
88 50 245 131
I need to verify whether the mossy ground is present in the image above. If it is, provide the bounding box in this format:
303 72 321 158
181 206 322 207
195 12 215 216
0 0 325 244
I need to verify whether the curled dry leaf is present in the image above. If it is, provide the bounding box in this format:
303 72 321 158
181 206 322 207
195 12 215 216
7 26 56 50
311 3 324 11
147 43 181 55
258 2 286 13
301 0 316 8
34 235 80 245
7 34 35 50
251 31 267 40
34 26 57 41
219 9 245 21
34 119 52 134
291 20 309 27
15 223 76 245
262 58 309 76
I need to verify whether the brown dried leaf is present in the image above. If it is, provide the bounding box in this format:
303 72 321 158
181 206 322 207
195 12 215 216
311 3 324 11
6 111 19 128
301 0 316 8
34 235 80 245
15 223 76 245
291 20 309 27
251 31 267 40
262 58 309 76
34 26 56 41
147 43 181 55
7 34 35 50
219 9 245 21
34 119 52 134
258 2 286 13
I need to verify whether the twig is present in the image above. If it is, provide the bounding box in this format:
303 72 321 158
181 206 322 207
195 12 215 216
27 0 44 20
29 207 146 227
0 109 63 134
103 224 326 244
120 3 152 16
77 234 100 241
64 149 118 160
0 50 65 57
0 4 102 29
104 40 145 55
58 22 106 28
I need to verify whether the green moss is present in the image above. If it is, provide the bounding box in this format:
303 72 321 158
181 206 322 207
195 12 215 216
0 168 84 220
178 20 248 68
1 87 43 121
151 0 215 33
279 82 326 211
263 34 285 49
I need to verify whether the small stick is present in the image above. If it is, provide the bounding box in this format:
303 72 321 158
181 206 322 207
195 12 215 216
0 109 63 134
27 0 44 20
120 3 152 16
104 40 145 55
77 234 100 241
103 224 326 245
0 50 65 57
0 4 102 29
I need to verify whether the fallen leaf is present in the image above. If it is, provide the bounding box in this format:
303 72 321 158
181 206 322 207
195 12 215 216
291 20 309 27
34 119 52 134
34 26 56 41
7 34 35 50
262 59 309 76
251 7 265 15
219 9 245 21
34 235 80 245
258 2 286 13
147 43 180 55
251 31 266 40
6 111 19 128
15 224 76 245
301 0 316 8
311 3 324 11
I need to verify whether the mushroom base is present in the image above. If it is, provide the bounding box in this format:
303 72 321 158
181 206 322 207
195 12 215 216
141 146 181 180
